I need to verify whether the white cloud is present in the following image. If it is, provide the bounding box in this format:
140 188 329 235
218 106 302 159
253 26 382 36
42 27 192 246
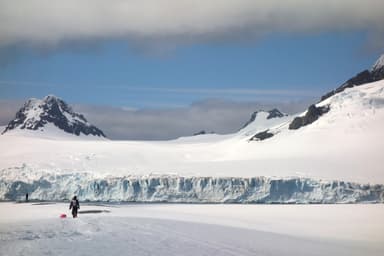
0 0 383 49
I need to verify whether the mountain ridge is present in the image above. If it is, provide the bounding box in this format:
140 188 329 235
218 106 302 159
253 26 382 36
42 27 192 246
2 95 106 138
320 54 384 102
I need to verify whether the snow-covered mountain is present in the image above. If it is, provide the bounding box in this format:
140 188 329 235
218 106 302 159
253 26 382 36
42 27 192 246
246 54 384 141
1 95 106 138
320 54 384 101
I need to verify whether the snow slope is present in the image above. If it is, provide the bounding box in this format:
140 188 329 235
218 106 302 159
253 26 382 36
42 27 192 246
0 80 384 201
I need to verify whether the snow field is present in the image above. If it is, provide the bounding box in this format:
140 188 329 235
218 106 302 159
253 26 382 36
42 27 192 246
0 203 383 256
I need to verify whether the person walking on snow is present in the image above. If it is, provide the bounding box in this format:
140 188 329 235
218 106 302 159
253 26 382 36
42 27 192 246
69 196 80 218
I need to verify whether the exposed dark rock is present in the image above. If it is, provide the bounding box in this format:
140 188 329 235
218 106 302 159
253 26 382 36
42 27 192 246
193 130 214 136
371 65 384 81
320 70 374 101
266 108 285 119
250 129 274 141
289 104 330 130
320 55 384 102
193 130 206 136
2 95 106 137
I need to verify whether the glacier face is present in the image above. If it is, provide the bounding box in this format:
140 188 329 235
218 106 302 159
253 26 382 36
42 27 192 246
1 167 383 203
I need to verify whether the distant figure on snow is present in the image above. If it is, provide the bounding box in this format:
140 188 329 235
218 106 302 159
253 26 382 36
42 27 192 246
25 193 28 202
69 196 80 218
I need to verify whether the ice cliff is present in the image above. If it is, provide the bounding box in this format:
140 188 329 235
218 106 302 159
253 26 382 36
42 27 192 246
1 167 383 203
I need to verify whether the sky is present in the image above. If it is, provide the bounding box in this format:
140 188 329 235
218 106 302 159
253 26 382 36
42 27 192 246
0 1 383 139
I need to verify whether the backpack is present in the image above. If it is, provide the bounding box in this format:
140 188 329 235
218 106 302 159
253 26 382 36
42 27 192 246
71 200 78 209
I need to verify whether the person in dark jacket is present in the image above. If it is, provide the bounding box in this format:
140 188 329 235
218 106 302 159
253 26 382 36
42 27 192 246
69 196 80 218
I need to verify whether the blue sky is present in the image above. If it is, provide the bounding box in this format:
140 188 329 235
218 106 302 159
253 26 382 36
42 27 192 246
0 31 381 108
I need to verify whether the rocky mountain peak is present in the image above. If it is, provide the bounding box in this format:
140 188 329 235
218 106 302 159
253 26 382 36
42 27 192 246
2 95 106 137
371 54 384 72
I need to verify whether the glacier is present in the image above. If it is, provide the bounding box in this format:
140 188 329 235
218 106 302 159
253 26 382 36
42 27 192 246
1 166 383 203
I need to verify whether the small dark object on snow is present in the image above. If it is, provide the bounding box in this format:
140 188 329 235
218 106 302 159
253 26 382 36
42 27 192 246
250 130 274 141
78 210 111 214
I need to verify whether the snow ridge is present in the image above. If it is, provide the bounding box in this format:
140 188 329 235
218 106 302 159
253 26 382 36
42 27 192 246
241 109 285 130
1 167 383 203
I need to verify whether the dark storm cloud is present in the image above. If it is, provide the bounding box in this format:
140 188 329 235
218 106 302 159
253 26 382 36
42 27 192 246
0 1 383 51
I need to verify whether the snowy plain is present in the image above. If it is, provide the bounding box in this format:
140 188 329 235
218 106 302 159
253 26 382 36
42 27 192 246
0 202 383 256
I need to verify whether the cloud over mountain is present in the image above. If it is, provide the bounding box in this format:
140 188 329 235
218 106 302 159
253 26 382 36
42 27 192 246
1 0 383 50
